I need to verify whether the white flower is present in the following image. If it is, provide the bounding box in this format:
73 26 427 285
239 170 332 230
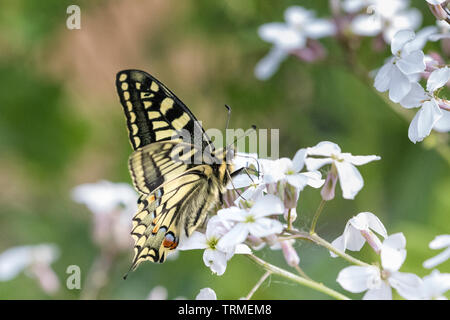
429 21 450 41
147 286 168 300
228 152 266 204
341 0 376 13
72 180 137 216
351 0 422 42
418 270 450 300
337 233 422 299
72 180 138 250
374 30 426 103
255 6 335 80
423 234 450 269
217 195 285 249
330 212 387 257
399 67 450 143
178 216 251 276
426 0 446 4
0 244 60 294
305 141 381 199
196 288 217 300
260 149 324 191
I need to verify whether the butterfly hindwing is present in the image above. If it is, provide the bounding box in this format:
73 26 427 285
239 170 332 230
128 140 203 195
130 165 222 268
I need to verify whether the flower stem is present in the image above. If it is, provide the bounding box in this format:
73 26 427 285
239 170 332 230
245 271 271 300
247 254 350 300
310 199 326 234
282 230 371 267
294 265 311 280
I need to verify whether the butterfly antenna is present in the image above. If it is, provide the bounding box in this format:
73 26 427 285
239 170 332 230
234 153 261 178
226 169 247 202
224 104 232 131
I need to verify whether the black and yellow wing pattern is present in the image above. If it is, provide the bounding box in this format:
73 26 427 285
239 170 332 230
116 70 233 271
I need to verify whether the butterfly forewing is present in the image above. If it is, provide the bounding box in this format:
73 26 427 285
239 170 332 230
116 69 213 153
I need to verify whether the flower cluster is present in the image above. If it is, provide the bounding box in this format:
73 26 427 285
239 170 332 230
256 2 450 144
334 213 450 299
0 244 60 294
374 29 450 143
178 141 380 276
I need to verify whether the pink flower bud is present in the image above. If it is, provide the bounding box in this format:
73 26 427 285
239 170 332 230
320 170 338 201
360 229 383 254
428 3 448 21
291 39 326 62
283 183 299 209
281 240 300 267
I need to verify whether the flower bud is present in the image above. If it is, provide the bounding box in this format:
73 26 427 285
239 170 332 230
281 240 300 267
283 182 299 209
320 169 338 201
291 39 326 62
428 3 448 21
283 208 297 224
360 229 383 254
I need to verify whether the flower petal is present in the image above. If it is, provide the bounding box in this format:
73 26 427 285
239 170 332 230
360 212 388 238
203 249 228 275
330 235 345 258
177 231 207 251
344 225 367 252
433 109 450 132
389 271 423 300
423 248 450 269
408 100 442 143
388 66 411 103
374 61 394 93
217 223 249 249
292 148 307 172
304 158 333 171
399 82 428 109
250 194 284 217
397 51 426 75
284 6 313 26
300 171 324 188
304 19 336 39
247 218 283 237
254 47 288 80
306 141 341 156
334 161 364 200
381 233 407 271
427 66 450 92
196 288 217 300
429 234 450 249
337 266 379 293
391 29 415 55
363 282 392 300
351 14 382 37
340 153 381 166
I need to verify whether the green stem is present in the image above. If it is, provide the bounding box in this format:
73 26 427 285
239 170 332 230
247 254 351 300
310 199 326 234
245 271 271 300
282 230 371 267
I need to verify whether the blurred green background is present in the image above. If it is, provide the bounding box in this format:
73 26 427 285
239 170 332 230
0 0 448 299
